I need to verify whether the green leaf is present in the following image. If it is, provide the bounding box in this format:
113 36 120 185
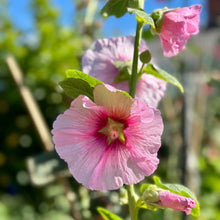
60 69 103 100
127 8 155 29
129 0 144 9
97 207 123 220
144 64 184 93
153 176 200 217
66 69 103 87
101 0 129 18
59 78 94 100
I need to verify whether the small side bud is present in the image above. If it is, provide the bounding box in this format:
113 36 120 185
142 185 197 215
140 50 152 64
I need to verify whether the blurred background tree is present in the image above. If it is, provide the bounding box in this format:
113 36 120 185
0 0 219 219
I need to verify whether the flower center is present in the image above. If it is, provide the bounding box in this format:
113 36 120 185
99 118 125 145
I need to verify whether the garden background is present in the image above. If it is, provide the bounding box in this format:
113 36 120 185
0 0 219 219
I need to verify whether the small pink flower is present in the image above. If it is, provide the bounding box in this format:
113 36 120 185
158 190 196 215
52 84 163 191
159 5 202 57
82 36 166 108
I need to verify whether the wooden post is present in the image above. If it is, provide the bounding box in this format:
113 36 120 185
6 55 82 220
6 55 54 152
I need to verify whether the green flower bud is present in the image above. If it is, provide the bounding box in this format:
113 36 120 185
140 50 151 64
142 185 160 203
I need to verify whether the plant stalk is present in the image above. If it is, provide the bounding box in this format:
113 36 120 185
126 184 138 220
129 20 144 97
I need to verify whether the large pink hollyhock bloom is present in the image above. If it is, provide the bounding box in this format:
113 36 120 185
52 84 163 191
158 191 196 215
159 5 202 57
82 36 166 108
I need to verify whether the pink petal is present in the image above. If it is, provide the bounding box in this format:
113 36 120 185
81 36 137 84
87 143 148 190
159 5 202 57
126 103 163 154
136 74 167 108
124 99 163 172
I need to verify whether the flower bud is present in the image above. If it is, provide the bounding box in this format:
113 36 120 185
142 185 196 215
157 190 196 215
140 50 151 64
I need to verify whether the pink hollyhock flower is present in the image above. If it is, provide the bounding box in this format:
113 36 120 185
82 36 166 108
159 5 202 57
143 185 196 215
52 84 163 191
158 191 196 215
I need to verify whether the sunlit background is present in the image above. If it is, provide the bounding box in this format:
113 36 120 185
0 0 219 219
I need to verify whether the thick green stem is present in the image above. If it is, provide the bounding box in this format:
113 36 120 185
129 21 144 97
127 2 144 219
126 184 138 220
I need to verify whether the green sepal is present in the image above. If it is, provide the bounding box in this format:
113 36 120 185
140 183 151 194
127 8 155 29
136 196 158 211
97 207 123 220
153 176 200 217
150 7 178 34
136 198 148 210
138 184 158 211
144 64 184 93
150 8 166 34
59 69 103 101
101 0 129 18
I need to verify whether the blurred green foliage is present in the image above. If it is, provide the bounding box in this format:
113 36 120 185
0 0 220 219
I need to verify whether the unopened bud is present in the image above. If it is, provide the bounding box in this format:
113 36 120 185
142 185 196 215
140 50 151 64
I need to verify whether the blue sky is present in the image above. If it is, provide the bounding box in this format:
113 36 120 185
7 0 208 38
